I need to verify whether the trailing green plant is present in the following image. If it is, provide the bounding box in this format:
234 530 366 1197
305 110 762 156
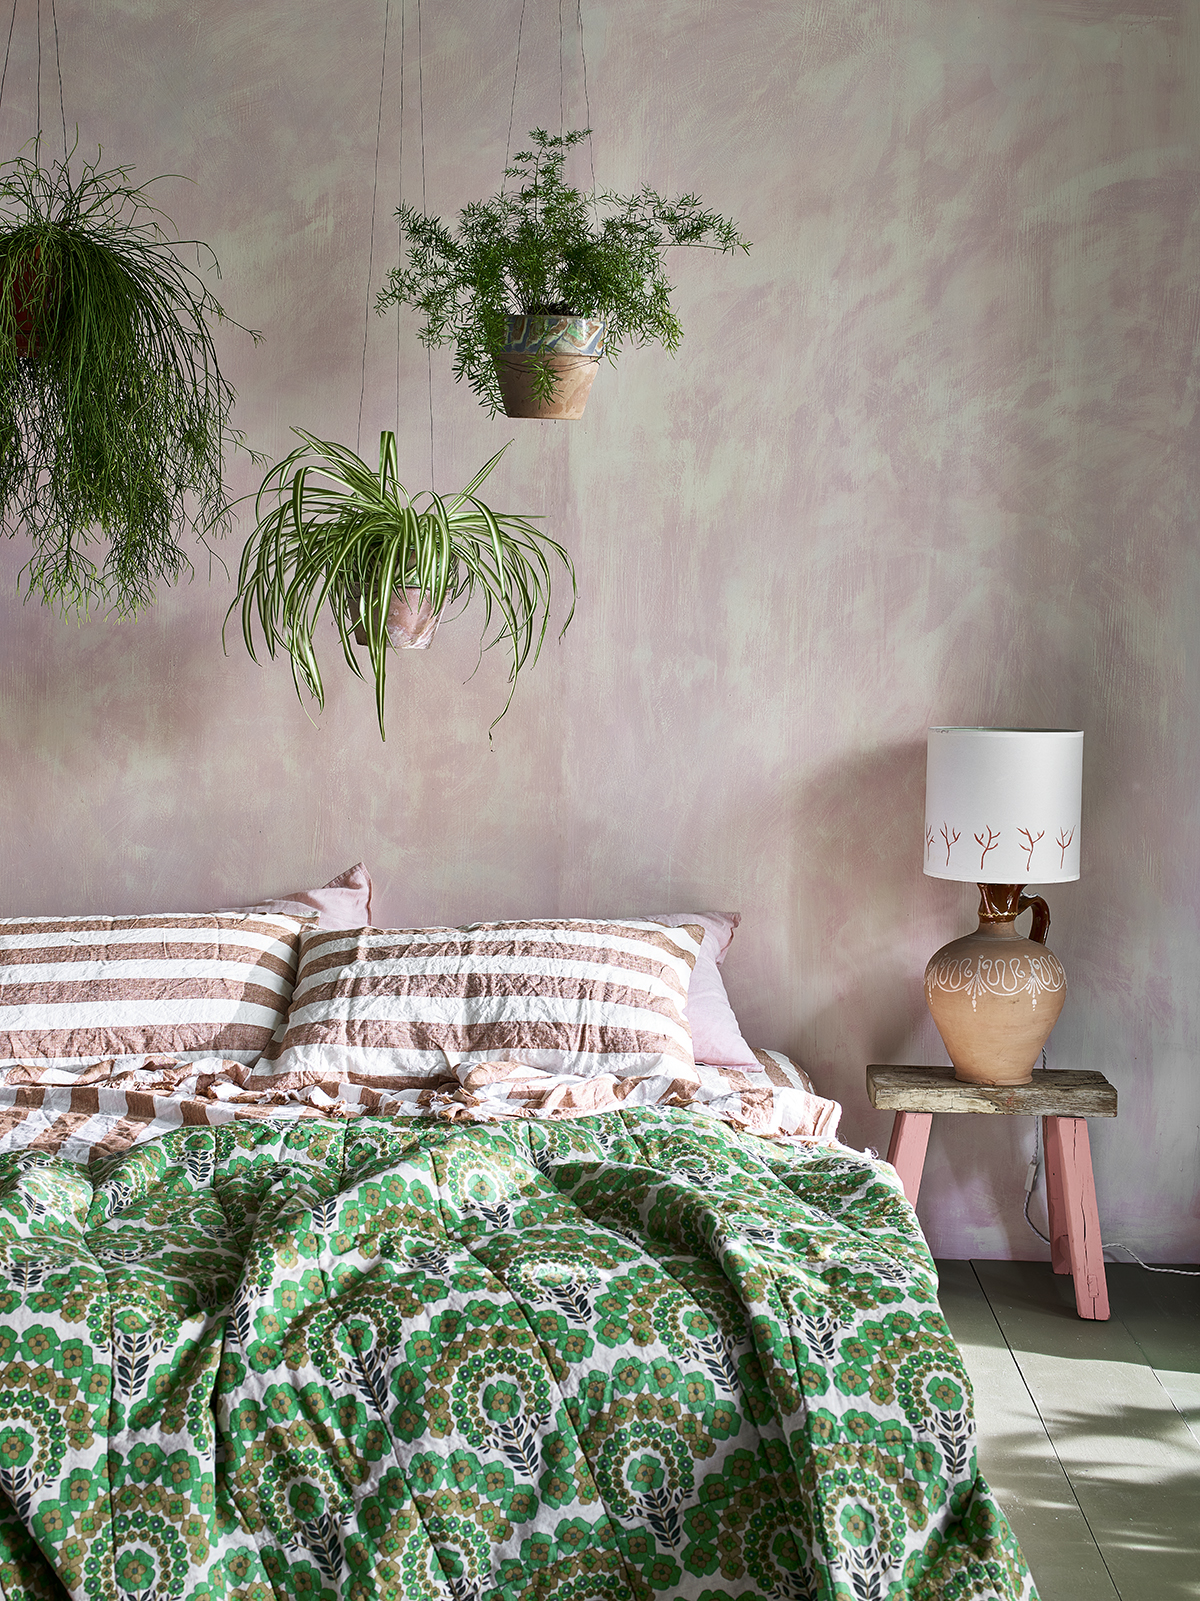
228 430 575 737
0 141 258 615
378 128 749 414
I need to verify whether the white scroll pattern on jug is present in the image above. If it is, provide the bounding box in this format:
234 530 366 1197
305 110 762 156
925 952 1067 1014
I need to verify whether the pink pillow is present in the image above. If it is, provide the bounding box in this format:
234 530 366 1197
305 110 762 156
651 912 757 1066
237 863 373 931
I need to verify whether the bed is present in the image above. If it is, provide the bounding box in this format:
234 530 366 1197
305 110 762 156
0 867 1037 1601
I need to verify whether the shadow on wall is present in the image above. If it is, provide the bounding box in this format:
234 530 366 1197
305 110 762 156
786 738 945 1114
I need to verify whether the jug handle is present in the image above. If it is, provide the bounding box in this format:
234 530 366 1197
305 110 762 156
1018 893 1051 945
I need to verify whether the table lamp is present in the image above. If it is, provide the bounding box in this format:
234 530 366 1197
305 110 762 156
923 727 1083 1085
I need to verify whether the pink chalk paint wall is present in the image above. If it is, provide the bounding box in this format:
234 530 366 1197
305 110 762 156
0 0 1197 1260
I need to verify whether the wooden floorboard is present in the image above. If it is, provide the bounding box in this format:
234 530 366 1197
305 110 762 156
935 1260 1119 1601
1103 1262 1200 1449
970 1260 1200 1601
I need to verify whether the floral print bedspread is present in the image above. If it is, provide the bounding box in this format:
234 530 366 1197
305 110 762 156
0 1107 1036 1601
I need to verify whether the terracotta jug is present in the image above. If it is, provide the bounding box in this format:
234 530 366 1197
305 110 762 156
924 884 1066 1085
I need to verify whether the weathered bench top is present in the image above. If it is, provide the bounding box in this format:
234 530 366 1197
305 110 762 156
865 1064 1118 1117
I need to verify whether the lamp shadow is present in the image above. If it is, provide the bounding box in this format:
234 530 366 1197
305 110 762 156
785 740 944 1120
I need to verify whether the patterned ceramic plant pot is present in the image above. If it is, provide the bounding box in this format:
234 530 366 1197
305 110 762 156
924 885 1066 1085
494 314 606 420
351 586 441 650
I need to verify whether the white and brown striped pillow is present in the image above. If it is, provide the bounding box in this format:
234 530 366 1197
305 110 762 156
0 912 310 1075
259 918 704 1081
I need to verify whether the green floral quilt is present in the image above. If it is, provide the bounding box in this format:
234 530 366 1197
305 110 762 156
0 1106 1036 1601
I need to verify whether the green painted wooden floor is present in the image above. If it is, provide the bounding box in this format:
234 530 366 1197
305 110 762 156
936 1260 1200 1601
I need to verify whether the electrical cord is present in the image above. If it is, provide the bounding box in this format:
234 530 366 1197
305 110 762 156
1022 1051 1200 1276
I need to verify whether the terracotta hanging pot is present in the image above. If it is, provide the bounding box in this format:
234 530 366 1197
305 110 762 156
4 248 55 359
351 586 442 651
493 314 606 420
924 884 1066 1086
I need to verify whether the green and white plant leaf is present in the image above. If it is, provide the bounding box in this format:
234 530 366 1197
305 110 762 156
229 430 575 737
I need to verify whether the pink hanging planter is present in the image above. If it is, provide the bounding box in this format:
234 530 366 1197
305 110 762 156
351 587 442 651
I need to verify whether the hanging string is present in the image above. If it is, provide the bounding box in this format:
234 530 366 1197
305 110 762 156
395 0 405 423
504 0 597 200
0 1 74 162
416 0 433 486
0 0 20 121
357 0 392 455
576 0 597 207
503 0 528 182
48 0 64 155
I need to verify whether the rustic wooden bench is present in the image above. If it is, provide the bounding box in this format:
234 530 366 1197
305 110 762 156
865 1065 1119 1320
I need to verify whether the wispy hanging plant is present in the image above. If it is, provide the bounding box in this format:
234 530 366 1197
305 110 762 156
0 141 259 615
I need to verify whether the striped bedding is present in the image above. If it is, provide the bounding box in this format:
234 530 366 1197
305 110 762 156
0 911 309 1073
0 1051 843 1163
259 918 704 1080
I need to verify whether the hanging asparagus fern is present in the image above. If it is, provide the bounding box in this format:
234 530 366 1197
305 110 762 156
0 141 258 615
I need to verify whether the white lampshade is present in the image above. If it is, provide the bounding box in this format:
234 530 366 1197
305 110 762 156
924 727 1083 884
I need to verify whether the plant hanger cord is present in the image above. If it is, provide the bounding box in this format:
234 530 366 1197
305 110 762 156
47 0 67 157
0 0 17 116
358 0 436 489
416 0 434 486
504 0 597 216
0 0 67 159
502 0 527 183
357 0 391 459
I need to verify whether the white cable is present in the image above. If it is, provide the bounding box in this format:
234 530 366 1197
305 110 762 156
1100 1242 1200 1277
1022 1050 1199 1275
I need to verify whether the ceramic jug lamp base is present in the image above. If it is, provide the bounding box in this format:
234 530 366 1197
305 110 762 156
924 884 1066 1086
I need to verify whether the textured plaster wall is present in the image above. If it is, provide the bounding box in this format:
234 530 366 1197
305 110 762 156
0 0 1197 1260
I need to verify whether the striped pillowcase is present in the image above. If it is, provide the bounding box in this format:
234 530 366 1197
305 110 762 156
260 918 704 1081
0 912 311 1075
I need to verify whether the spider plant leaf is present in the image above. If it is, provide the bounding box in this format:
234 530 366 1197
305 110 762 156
228 429 572 736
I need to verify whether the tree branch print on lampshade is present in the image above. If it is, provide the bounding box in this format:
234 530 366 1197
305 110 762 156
923 727 1083 884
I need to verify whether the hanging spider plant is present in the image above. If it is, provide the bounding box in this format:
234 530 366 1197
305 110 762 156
228 430 575 738
0 141 258 615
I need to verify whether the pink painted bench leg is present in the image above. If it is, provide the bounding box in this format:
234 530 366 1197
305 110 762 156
1042 1116 1072 1277
1043 1115 1109 1320
887 1111 933 1205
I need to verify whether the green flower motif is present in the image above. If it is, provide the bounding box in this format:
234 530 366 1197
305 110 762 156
834 1363 870 1397
483 1380 520 1422
288 1482 324 1522
844 1411 877 1442
927 1375 964 1412
629 1453 666 1493
0 1428 33 1469
114 1547 156 1592
839 1501 876 1547
20 1326 57 1362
